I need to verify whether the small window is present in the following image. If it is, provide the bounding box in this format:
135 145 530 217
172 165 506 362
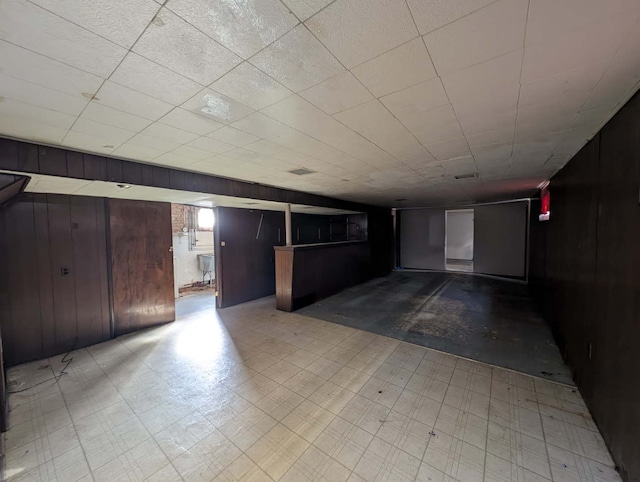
197 209 214 230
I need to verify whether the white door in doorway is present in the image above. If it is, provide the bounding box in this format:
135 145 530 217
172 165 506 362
445 209 474 272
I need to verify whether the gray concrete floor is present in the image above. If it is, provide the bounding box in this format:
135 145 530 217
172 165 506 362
299 271 574 385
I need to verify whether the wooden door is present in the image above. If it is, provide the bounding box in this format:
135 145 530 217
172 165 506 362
109 199 175 335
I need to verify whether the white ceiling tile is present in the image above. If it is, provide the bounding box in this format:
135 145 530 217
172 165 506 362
334 100 432 163
0 74 88 116
1 0 638 205
406 0 495 35
442 50 523 111
262 95 393 163
132 8 242 85
281 0 332 21
351 38 436 97
140 123 199 145
401 104 465 145
168 145 215 161
572 107 614 133
0 116 67 144
380 77 449 124
515 96 586 139
439 156 476 176
110 53 203 106
62 131 120 154
457 108 516 136
300 72 373 115
513 130 566 151
231 112 293 139
0 40 103 98
112 142 165 161
522 12 638 82
425 137 471 161
151 152 199 168
207 127 260 147
69 117 136 146
186 137 236 155
211 62 292 110
525 0 640 47
552 128 593 157
275 130 355 164
243 139 310 164
167 0 298 59
0 0 126 78
126 133 183 152
182 88 254 124
423 0 528 76
158 108 223 135
0 98 76 130
80 103 153 132
519 62 607 109
27 0 159 48
224 148 265 163
249 25 343 92
582 58 640 112
305 0 417 68
95 81 174 120
471 142 512 164
466 127 515 148
188 156 240 175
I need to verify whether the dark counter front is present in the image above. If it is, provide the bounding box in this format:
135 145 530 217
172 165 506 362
274 241 371 311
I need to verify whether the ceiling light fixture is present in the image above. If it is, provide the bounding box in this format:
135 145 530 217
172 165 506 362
454 173 478 180
288 168 315 176
116 184 131 189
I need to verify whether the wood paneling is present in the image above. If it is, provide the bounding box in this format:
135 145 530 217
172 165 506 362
274 241 372 312
0 137 394 291
529 91 640 481
0 325 5 433
108 199 175 335
215 207 285 308
0 137 380 214
275 249 294 311
0 194 111 367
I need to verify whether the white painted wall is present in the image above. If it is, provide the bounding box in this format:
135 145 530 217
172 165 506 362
172 231 214 291
446 210 474 260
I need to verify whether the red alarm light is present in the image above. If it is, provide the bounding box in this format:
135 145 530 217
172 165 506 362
539 187 550 221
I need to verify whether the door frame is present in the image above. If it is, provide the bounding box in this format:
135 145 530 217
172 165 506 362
444 208 474 267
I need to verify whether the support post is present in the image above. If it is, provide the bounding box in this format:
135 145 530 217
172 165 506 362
285 203 292 247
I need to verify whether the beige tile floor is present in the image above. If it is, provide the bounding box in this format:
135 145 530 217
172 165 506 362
3 295 622 482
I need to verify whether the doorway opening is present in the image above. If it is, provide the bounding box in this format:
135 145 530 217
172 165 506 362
171 204 216 300
445 209 474 272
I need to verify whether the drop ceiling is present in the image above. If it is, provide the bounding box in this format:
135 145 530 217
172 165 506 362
1 0 639 207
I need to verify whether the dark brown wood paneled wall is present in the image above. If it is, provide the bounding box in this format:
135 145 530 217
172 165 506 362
215 207 285 308
108 199 175 335
0 138 394 282
529 90 640 481
275 241 371 312
0 193 111 367
0 138 374 213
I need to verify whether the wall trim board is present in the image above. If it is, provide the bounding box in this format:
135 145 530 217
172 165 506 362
0 137 379 215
